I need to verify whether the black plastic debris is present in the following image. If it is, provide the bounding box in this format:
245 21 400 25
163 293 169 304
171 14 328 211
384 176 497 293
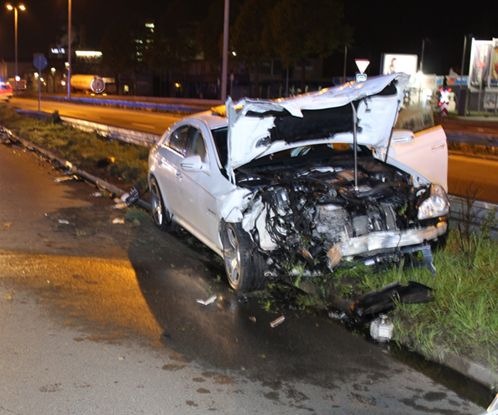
350 281 433 321
122 186 140 206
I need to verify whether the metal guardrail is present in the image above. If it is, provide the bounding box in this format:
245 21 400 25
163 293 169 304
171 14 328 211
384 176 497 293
43 94 219 114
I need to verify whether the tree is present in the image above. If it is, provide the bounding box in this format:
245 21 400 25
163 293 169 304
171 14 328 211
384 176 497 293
269 0 351 92
231 0 277 96
100 19 136 94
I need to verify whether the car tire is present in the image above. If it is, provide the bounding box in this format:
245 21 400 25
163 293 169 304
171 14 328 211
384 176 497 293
149 176 174 231
220 220 266 292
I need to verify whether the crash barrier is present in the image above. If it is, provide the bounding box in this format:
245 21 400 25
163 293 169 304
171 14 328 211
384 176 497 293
60 116 160 148
448 196 498 239
45 94 219 114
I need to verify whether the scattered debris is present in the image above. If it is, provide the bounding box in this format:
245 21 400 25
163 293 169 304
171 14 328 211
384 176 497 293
54 174 78 183
3 292 13 301
350 281 433 321
96 156 116 168
196 295 217 306
270 315 285 328
2 222 12 231
113 201 128 210
121 186 140 206
249 316 257 323
112 217 125 225
328 310 347 321
57 219 70 225
369 314 394 343
91 191 103 198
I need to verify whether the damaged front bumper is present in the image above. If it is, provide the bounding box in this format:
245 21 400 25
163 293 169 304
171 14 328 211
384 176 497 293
327 220 447 269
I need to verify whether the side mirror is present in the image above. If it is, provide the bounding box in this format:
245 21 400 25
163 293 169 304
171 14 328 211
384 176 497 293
181 155 205 172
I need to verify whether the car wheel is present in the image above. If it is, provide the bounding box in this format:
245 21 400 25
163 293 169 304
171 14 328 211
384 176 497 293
220 221 266 292
149 177 174 231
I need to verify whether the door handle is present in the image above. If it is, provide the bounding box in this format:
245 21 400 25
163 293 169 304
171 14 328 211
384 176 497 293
431 143 445 150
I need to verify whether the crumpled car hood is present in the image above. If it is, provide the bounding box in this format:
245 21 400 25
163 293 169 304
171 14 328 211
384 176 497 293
226 73 409 174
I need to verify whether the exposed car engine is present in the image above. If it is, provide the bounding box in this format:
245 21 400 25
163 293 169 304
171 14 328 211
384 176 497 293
236 145 437 274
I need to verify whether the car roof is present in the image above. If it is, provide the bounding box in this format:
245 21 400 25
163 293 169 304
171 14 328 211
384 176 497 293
186 109 228 131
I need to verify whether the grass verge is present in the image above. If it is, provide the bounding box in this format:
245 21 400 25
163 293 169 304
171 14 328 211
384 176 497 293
0 104 149 191
357 230 498 372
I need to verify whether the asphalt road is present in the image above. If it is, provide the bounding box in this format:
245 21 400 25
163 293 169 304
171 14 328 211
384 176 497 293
9 97 498 204
0 133 487 413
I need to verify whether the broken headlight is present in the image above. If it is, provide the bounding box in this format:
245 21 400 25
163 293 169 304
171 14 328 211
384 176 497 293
417 184 449 220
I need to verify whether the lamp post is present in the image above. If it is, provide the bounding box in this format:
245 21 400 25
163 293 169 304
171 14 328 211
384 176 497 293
221 0 229 102
6 2 26 90
67 0 72 99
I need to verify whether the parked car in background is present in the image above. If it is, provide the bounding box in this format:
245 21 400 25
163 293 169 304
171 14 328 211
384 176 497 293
148 73 449 291
0 81 13 101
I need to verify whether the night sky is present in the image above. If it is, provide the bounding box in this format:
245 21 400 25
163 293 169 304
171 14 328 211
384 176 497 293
0 0 496 76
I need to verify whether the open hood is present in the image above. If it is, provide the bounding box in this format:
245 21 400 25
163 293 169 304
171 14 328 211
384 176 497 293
225 73 409 177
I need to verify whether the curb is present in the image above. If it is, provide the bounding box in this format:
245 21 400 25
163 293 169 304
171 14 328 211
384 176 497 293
1 125 496 392
0 126 151 212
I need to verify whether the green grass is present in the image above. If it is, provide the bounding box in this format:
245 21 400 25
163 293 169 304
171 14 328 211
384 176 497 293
0 104 149 191
358 231 498 370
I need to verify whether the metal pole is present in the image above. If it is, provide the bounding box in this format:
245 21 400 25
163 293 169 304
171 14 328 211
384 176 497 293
420 39 425 72
461 35 468 75
221 0 229 102
14 7 18 81
67 0 72 99
342 45 347 83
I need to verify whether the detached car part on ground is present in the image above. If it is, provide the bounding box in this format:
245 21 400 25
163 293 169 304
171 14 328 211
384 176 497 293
148 73 449 291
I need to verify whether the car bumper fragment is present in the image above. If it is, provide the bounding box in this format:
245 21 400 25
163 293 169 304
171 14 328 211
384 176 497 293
327 221 447 268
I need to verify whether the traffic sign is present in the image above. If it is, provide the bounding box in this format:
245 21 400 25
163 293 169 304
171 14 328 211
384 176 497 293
33 53 48 71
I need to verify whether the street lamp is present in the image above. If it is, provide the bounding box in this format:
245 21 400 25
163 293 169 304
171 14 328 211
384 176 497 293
6 2 26 90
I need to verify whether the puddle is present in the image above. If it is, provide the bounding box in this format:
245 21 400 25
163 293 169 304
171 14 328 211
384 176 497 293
389 344 495 408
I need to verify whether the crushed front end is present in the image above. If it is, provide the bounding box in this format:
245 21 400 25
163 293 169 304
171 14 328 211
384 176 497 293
235 145 449 277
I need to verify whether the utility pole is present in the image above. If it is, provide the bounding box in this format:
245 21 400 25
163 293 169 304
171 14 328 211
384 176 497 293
221 0 229 102
67 0 72 99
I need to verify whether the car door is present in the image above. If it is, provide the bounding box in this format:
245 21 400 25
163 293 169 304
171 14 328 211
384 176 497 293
385 125 448 191
153 124 191 219
177 123 224 251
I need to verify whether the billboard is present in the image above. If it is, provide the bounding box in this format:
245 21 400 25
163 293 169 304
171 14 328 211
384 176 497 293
490 38 498 88
468 39 493 89
381 54 418 75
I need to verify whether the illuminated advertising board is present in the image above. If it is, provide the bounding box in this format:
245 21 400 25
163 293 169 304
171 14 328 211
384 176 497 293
468 39 493 89
381 54 418 75
490 38 498 88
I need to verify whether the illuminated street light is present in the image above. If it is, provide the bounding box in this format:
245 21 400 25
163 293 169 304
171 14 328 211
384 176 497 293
6 2 26 90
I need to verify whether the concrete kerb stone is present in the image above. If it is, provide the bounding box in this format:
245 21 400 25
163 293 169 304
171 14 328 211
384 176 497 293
0 126 151 212
1 120 497 392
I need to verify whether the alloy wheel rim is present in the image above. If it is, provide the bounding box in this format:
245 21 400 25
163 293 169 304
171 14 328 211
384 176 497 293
151 184 163 225
225 227 241 286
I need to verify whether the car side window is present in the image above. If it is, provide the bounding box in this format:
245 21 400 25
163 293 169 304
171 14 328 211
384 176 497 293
187 129 207 162
167 125 190 156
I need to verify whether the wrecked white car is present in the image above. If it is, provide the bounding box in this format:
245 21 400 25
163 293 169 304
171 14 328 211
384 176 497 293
148 73 449 291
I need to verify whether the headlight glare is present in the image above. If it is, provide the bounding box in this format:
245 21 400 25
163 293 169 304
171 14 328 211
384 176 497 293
417 184 449 220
